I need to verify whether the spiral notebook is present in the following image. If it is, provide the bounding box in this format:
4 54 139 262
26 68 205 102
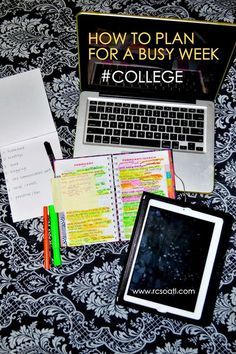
52 150 175 246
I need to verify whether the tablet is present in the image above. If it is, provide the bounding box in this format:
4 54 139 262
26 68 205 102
121 194 226 321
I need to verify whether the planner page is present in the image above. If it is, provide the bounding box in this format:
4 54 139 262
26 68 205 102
54 155 118 246
112 150 175 240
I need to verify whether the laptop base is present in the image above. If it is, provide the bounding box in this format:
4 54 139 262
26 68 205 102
74 91 215 193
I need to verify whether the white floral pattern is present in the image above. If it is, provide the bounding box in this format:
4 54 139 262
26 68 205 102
214 287 236 332
46 72 80 123
220 159 236 189
155 340 198 354
0 322 71 354
0 17 54 60
68 259 133 322
185 0 236 22
0 1 235 353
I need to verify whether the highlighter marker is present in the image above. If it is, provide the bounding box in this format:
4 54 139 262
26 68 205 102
49 204 62 266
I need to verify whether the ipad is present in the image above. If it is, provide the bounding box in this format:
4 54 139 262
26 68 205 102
122 195 225 320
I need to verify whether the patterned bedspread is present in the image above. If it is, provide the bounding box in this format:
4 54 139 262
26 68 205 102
0 1 235 353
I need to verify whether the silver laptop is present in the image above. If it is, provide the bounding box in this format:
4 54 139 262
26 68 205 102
74 13 235 193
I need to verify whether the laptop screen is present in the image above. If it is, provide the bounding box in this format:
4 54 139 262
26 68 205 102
77 13 236 102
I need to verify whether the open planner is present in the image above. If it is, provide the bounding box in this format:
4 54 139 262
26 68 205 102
52 150 175 246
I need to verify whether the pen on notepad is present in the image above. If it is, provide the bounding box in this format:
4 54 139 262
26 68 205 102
44 141 55 175
43 206 50 269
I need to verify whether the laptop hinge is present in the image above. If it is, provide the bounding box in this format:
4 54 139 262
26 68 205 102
99 92 196 105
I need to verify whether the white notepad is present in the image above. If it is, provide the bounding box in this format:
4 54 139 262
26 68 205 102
0 69 62 222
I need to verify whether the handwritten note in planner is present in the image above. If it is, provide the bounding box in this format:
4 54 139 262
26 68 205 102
0 69 62 222
113 150 175 239
53 155 118 247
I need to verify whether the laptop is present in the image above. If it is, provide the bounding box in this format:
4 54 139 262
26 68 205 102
74 12 236 193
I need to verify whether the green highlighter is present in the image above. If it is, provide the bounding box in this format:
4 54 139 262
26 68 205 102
49 205 62 266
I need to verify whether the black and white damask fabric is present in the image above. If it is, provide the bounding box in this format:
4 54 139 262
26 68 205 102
0 1 235 353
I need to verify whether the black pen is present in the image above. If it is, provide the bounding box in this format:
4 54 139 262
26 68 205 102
44 141 55 175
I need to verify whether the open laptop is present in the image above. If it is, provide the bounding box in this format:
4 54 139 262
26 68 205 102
74 12 236 193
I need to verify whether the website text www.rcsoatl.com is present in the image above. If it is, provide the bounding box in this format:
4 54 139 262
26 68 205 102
131 288 196 295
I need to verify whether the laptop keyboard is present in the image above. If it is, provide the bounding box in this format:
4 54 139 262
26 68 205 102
85 99 206 152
